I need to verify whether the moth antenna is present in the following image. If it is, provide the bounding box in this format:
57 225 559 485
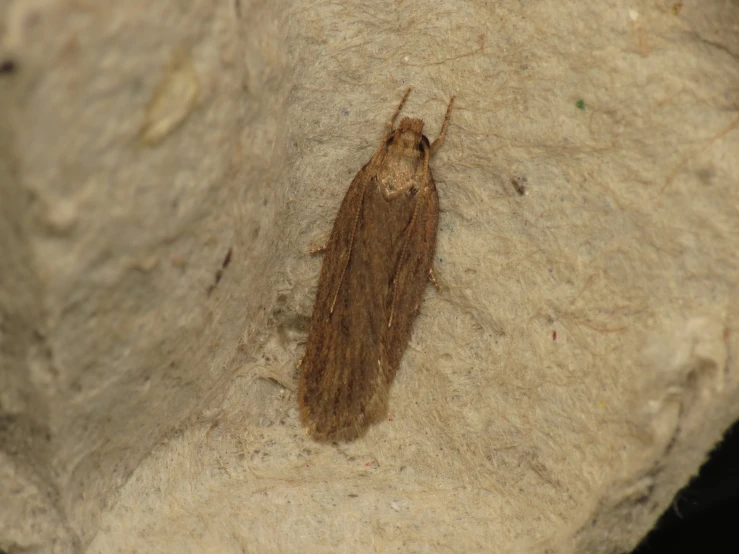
386 86 413 134
430 95 455 154
387 143 431 328
429 267 440 290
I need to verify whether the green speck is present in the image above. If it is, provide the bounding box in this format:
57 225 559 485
576 99 586 110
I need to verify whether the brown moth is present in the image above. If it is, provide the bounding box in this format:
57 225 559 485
299 88 455 442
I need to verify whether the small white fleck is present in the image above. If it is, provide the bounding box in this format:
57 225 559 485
140 50 200 145
391 501 401 512
628 9 639 21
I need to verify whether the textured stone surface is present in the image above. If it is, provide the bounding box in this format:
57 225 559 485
1 1 737 553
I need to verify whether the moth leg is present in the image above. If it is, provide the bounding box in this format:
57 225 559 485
388 146 431 328
386 86 413 134
429 267 441 291
430 95 456 155
309 242 329 255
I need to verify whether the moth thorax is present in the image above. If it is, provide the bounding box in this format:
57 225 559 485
379 154 420 197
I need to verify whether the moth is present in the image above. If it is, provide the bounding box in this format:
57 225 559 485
299 88 455 442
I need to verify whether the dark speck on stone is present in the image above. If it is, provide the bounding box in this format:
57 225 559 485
0 59 17 74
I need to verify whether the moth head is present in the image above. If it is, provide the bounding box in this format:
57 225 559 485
395 117 425 150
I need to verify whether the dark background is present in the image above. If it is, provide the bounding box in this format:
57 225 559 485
632 419 739 553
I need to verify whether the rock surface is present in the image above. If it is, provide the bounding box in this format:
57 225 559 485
1 1 737 552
